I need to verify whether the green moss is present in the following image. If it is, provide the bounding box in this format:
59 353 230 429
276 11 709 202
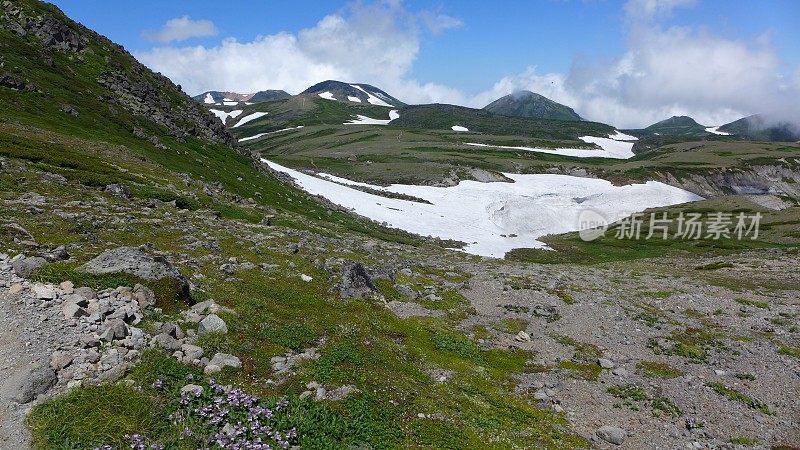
705 382 772 415
559 361 602 381
777 345 800 359
735 298 770 309
636 361 684 379
495 318 528 335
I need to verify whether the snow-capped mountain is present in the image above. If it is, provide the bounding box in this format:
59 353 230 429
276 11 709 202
300 80 405 107
193 90 291 105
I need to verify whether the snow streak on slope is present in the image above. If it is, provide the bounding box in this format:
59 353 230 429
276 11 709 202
238 126 304 142
347 96 361 103
318 92 335 100
452 126 469 132
262 160 701 257
609 130 638 141
465 134 636 159
232 112 268 128
344 110 399 125
350 85 394 107
705 126 731 136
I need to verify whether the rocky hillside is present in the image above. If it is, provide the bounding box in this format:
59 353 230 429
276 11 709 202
0 0 235 147
483 91 582 121
301 80 404 107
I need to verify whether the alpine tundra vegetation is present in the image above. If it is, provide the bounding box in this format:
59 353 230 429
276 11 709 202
0 1 798 450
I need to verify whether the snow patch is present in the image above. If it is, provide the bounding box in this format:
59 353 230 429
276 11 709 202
262 160 702 258
347 96 362 103
232 112 268 128
203 93 215 104
452 125 469 132
208 109 243 125
318 92 335 100
344 110 399 125
705 126 731 136
238 126 304 142
223 101 238 106
609 130 638 141
350 84 394 107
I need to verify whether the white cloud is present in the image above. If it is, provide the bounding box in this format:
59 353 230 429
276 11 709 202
136 2 456 101
136 1 799 128
142 16 218 43
464 1 800 128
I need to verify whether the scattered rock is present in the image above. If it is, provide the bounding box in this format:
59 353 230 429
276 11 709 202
340 262 375 299
103 184 131 199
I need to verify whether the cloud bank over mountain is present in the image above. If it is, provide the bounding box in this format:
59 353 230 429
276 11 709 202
136 0 799 128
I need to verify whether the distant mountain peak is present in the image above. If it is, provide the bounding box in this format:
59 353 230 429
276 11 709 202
193 90 290 105
482 91 582 121
300 80 404 107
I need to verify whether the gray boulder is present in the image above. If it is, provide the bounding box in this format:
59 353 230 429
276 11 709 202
103 184 131 199
79 246 189 300
1 366 56 404
11 256 46 278
340 262 375 299
151 333 181 352
596 426 626 445
198 314 227 335
208 353 241 370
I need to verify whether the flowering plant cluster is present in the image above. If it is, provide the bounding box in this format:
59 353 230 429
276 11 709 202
95 376 299 450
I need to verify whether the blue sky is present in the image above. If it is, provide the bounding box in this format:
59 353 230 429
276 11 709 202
51 0 800 127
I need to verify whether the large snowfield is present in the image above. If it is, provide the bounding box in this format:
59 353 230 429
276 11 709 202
262 160 702 257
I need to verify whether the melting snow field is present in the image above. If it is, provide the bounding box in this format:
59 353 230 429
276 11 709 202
705 126 731 136
262 160 702 257
452 125 469 132
318 92 335 100
233 112 269 128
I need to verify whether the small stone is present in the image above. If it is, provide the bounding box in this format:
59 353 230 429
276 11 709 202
533 390 549 401
11 256 46 278
9 284 24 294
203 364 221 375
74 286 97 300
612 367 629 377
50 351 74 371
208 353 241 370
151 333 181 352
59 280 74 292
714 369 726 376
33 284 57 300
596 426 626 445
514 331 531 342
181 344 203 361
300 274 312 282
61 302 87 319
198 314 228 335
598 358 614 369
180 384 203 395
